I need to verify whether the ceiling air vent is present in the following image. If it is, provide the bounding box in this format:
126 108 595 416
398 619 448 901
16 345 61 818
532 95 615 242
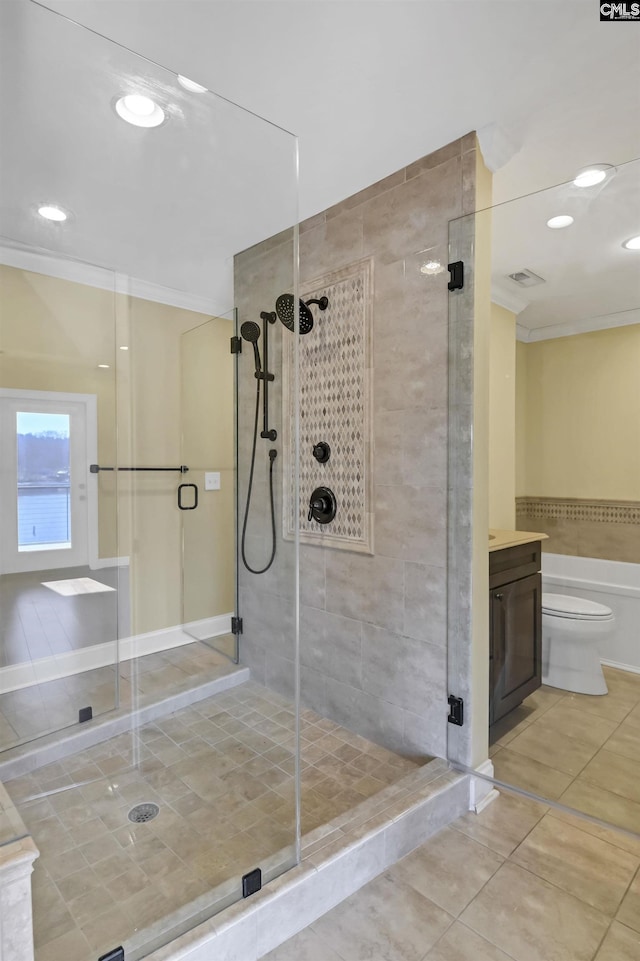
507 268 546 287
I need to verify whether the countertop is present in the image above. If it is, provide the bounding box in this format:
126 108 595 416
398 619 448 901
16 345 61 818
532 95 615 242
489 529 549 553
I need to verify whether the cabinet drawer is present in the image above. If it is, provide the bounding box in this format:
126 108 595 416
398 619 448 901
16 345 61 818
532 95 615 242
489 541 541 589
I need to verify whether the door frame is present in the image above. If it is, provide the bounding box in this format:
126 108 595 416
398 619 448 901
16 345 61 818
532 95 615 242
0 388 98 574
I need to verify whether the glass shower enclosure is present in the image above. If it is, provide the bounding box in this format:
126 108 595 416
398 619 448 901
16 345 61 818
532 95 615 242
447 158 640 838
0 2 300 958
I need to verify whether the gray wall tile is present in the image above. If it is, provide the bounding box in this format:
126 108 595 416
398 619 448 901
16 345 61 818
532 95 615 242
361 625 446 718
235 135 477 762
325 552 404 632
404 561 447 645
300 606 363 690
374 485 446 565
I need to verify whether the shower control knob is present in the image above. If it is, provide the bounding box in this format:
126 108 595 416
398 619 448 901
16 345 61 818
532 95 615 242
308 486 337 525
312 441 331 463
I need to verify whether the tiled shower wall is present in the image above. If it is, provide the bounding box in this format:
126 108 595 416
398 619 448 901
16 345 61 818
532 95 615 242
234 134 479 760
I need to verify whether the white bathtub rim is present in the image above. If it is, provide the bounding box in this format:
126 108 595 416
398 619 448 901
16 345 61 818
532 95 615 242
543 574 639 601
542 552 640 595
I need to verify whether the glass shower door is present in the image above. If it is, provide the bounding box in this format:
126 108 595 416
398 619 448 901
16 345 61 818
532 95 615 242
180 310 237 661
1 1 300 957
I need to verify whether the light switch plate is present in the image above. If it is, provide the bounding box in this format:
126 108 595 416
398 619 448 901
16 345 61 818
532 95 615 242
204 472 221 490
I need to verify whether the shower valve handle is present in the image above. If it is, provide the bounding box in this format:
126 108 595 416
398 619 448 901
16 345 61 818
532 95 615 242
308 487 337 525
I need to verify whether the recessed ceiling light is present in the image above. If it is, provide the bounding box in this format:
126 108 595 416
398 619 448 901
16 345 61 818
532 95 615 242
98 364 110 369
119 345 129 351
38 204 68 222
573 164 615 188
546 215 574 229
115 94 165 128
622 235 640 250
178 75 208 93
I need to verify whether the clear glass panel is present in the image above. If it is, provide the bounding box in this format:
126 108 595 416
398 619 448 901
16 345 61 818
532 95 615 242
234 226 301 878
0 0 299 954
0 252 120 758
448 158 640 837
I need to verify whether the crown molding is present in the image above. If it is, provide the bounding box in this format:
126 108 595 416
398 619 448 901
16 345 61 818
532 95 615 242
491 283 528 315
518 308 640 342
0 244 232 316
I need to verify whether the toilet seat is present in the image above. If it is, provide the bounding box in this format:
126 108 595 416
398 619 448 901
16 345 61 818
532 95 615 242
542 593 613 621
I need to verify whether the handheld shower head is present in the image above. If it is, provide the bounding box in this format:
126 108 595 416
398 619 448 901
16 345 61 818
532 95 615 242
240 321 262 373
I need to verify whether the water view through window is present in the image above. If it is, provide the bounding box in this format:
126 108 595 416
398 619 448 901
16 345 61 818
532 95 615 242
16 411 71 550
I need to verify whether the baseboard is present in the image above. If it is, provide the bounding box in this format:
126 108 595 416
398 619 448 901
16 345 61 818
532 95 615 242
89 556 130 570
600 658 640 676
469 758 497 813
183 615 233 642
0 614 233 694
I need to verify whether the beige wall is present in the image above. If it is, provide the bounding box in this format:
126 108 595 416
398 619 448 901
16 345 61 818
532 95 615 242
0 265 234 636
470 151 493 770
515 339 528 498
180 319 235 628
516 324 640 500
488 303 516 529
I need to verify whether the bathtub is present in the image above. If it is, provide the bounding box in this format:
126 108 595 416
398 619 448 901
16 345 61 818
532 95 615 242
542 553 640 674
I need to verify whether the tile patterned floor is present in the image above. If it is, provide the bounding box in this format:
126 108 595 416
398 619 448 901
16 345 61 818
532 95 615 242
490 666 640 836
263 790 640 961
6 680 418 960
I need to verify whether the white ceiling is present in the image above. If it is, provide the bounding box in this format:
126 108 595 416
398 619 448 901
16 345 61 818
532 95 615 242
1 0 639 327
491 158 640 340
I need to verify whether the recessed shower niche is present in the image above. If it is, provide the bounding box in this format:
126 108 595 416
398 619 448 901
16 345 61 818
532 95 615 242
283 257 374 553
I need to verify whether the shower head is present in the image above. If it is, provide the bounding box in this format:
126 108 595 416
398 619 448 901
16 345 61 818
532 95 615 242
274 294 328 335
240 321 262 373
275 295 313 334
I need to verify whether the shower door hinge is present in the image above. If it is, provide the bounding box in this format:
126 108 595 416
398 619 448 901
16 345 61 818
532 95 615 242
447 695 464 726
231 616 243 635
447 260 464 291
98 947 124 961
230 335 242 354
242 867 262 898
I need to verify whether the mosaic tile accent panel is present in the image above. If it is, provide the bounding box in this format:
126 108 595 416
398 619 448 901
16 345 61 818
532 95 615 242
283 258 374 553
516 497 640 525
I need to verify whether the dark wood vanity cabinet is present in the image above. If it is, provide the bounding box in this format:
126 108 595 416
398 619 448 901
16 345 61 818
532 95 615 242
489 541 542 726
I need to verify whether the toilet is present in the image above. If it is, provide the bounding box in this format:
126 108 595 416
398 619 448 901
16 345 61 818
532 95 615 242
541 593 615 696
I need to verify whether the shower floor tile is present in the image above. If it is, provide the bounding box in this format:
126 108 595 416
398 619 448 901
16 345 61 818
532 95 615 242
0 640 234 752
6 680 420 960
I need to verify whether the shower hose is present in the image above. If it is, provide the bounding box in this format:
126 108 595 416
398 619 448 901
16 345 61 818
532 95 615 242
241 376 277 574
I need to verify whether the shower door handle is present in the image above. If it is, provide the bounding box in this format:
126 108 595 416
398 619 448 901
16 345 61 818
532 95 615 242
178 483 198 510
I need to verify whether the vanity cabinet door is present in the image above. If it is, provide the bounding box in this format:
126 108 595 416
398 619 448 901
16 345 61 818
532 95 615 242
490 572 542 725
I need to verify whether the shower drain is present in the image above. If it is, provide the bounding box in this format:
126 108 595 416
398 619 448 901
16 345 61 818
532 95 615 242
128 802 160 824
